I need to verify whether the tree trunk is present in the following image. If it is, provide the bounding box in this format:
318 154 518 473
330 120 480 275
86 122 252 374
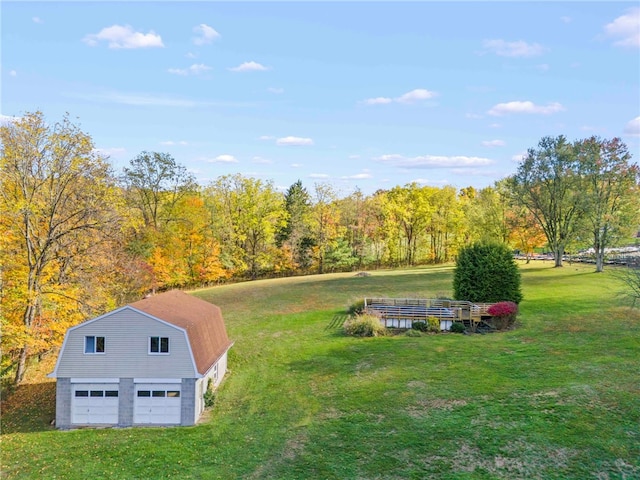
14 347 28 384
554 246 564 267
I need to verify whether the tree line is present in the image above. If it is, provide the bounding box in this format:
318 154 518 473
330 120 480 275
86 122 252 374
2 111 639 383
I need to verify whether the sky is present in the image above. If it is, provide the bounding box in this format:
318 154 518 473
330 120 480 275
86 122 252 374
2 1 639 195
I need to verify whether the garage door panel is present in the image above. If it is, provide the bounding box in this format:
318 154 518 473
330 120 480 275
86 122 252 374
72 384 119 424
134 384 181 424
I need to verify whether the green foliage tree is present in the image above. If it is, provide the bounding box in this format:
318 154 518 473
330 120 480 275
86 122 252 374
453 242 523 304
276 180 315 272
122 151 197 230
508 135 584 267
575 136 640 272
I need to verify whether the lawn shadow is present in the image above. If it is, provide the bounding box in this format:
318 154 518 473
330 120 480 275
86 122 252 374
1 381 56 434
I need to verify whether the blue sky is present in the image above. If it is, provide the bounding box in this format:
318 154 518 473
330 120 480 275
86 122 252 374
2 1 639 195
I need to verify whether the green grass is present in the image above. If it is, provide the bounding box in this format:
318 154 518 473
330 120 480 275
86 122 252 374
2 262 639 479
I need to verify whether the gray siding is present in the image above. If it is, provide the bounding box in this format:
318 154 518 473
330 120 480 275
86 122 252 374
55 309 196 378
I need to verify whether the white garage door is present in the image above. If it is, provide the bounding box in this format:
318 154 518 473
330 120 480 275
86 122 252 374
134 384 181 424
72 384 119 424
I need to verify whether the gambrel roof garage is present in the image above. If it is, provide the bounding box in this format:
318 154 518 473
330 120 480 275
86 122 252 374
49 290 233 428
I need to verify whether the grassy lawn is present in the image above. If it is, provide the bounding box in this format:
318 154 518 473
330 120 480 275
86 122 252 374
2 262 639 479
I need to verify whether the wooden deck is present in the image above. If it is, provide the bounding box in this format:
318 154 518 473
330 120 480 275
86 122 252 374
364 298 494 331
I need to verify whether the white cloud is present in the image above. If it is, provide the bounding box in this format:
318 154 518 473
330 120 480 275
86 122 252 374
482 39 545 57
536 63 550 72
228 61 269 72
488 100 565 116
465 113 483 119
396 88 437 104
9 70 17 77
482 139 506 147
377 154 495 169
375 154 405 162
32 16 43 24
341 172 373 180
309 173 330 179
603 8 640 48
291 163 302 168
348 155 361 159
363 97 393 105
83 24 164 49
209 154 238 163
560 16 572 24
259 135 275 141
511 151 527 162
160 140 188 146
362 88 437 106
186 52 197 59
168 63 212 76
267 87 284 94
276 136 314 146
67 90 258 108
489 123 501 128
624 116 640 136
0 114 21 124
192 24 220 46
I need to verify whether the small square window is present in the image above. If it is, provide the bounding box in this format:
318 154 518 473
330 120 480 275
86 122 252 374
85 336 105 354
149 336 169 354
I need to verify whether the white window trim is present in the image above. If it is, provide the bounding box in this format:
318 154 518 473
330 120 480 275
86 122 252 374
84 335 106 355
148 336 170 355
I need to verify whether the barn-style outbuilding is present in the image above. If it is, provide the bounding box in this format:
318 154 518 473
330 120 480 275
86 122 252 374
48 290 233 429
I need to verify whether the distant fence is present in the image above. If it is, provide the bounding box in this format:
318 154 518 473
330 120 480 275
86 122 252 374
516 253 640 268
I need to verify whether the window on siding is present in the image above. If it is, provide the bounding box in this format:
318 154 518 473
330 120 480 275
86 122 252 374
137 390 151 397
105 391 119 397
75 390 89 397
149 336 169 354
167 391 180 398
152 391 166 397
85 336 105 354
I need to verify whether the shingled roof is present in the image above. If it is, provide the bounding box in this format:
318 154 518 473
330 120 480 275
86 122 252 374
130 290 233 375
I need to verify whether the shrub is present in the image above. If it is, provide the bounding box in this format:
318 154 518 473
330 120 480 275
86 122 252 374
412 321 428 332
347 299 365 315
487 301 519 330
450 322 466 334
453 242 523 304
405 329 422 337
427 316 440 333
343 314 387 337
203 378 216 408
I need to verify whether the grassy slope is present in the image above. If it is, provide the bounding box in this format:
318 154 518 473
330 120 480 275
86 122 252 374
1 262 639 479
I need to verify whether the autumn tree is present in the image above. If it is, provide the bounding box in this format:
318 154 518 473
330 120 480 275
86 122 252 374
381 184 432 266
1 112 121 383
206 174 285 279
575 137 639 272
311 183 343 274
508 135 584 267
